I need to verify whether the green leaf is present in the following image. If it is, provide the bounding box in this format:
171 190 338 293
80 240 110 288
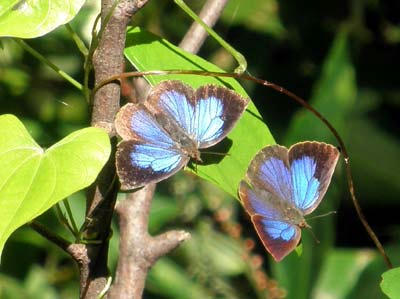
182 222 246 276
124 27 274 198
148 194 180 234
221 0 286 37
0 0 85 38
285 29 356 144
313 249 376 298
381 267 400 299
0 114 111 259
147 258 212 299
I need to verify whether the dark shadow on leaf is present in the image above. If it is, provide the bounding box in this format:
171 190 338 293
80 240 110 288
187 138 233 170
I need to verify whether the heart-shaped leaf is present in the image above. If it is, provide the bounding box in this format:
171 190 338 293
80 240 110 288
0 114 111 259
124 27 275 198
0 0 85 38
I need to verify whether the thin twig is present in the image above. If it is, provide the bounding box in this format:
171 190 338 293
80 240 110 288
29 220 71 251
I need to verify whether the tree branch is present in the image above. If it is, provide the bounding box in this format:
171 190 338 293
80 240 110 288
75 0 150 298
108 185 190 299
179 0 229 53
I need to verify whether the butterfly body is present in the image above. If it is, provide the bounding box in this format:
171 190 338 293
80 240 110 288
115 80 249 190
239 141 339 261
152 110 201 161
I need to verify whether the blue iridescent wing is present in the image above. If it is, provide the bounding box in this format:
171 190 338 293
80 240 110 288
115 103 188 190
146 81 249 149
239 142 339 261
288 141 339 214
239 181 301 262
146 81 196 137
193 84 249 148
245 145 295 205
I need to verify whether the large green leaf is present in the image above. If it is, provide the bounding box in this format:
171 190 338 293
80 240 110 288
381 267 400 299
0 0 85 38
124 27 274 198
0 114 111 258
313 249 376 298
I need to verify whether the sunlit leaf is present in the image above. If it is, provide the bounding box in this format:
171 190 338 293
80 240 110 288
124 27 274 198
381 267 400 299
0 114 111 259
0 0 85 38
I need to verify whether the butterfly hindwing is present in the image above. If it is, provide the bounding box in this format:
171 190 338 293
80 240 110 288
239 181 301 261
116 140 188 190
115 103 187 190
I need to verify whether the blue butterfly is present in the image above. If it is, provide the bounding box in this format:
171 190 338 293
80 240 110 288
115 80 249 190
239 142 339 261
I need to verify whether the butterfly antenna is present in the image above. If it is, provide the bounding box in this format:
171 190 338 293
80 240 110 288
306 211 337 221
305 226 320 244
201 151 230 157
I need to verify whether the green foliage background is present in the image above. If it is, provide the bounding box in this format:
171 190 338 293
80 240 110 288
1 0 400 298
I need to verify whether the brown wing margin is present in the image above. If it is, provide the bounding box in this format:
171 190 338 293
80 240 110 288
288 141 340 215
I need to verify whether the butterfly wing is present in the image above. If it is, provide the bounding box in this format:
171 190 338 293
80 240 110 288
239 181 301 262
115 103 188 190
193 84 249 148
245 144 296 206
288 141 339 214
146 81 249 149
240 142 339 261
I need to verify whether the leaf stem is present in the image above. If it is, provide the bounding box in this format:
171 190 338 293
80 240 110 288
64 24 89 57
14 39 83 91
54 203 76 236
63 199 80 237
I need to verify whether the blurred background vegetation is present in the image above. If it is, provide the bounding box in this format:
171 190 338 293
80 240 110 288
0 0 399 298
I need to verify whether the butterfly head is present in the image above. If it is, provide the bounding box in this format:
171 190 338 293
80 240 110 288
184 146 202 163
298 219 310 229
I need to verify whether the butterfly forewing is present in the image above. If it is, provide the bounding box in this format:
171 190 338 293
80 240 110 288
288 142 339 214
246 145 296 206
146 81 196 136
147 81 249 148
194 84 249 148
